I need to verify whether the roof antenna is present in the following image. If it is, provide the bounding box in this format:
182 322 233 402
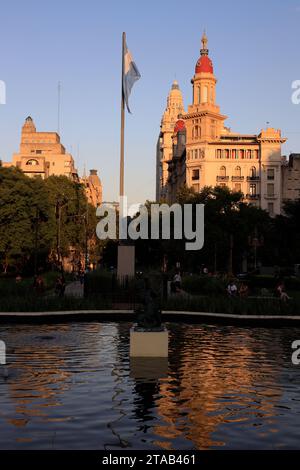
57 81 61 135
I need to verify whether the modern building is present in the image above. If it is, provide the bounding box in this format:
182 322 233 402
157 33 289 216
2 116 102 207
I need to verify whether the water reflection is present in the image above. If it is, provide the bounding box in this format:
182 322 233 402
0 322 300 449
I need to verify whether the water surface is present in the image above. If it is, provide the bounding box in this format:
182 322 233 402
0 321 300 449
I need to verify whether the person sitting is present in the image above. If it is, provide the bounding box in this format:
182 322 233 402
239 282 249 298
173 271 182 293
227 281 238 297
276 282 291 302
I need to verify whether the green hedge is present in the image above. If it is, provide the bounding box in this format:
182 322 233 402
165 294 300 316
182 275 226 296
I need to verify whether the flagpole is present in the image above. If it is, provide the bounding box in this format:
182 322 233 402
120 31 126 198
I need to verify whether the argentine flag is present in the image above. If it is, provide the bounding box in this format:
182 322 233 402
123 39 141 113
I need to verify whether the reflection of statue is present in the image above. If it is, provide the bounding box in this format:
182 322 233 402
136 278 162 330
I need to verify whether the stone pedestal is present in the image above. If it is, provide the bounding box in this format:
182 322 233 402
130 327 168 357
117 245 135 280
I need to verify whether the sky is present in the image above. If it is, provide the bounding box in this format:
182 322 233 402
1 0 300 204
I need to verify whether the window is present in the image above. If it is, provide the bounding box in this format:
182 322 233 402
247 150 252 159
197 86 201 104
250 166 256 178
216 149 222 159
267 168 275 180
232 150 237 159
239 149 245 159
235 166 241 177
234 183 242 192
203 86 208 103
225 149 230 159
220 166 226 177
250 184 257 196
192 169 200 181
267 183 274 196
268 203 274 216
36 150 42 154
192 126 200 139
26 159 39 166
194 149 198 160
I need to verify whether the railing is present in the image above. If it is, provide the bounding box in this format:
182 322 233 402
247 176 260 181
231 176 244 182
216 176 229 182
246 193 260 200
264 194 276 199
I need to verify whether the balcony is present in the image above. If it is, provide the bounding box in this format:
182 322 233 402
247 176 260 181
246 193 260 200
264 193 276 200
216 176 229 182
231 176 244 182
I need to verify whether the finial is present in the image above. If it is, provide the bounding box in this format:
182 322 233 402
201 30 209 56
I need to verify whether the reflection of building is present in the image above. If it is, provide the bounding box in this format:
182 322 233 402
2 116 102 207
157 33 291 216
154 326 283 449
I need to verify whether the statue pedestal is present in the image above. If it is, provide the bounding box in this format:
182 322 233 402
117 245 135 280
130 326 168 357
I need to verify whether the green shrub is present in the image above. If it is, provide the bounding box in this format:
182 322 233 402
182 275 226 296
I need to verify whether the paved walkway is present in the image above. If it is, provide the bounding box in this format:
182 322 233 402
64 281 84 298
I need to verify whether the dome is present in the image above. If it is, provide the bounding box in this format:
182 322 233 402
174 119 185 133
195 55 213 74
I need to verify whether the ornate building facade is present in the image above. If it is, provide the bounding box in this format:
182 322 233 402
2 116 102 207
157 34 290 216
156 80 185 200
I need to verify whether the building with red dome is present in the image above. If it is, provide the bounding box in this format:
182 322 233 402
156 33 292 216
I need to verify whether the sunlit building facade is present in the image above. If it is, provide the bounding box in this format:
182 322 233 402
157 34 288 216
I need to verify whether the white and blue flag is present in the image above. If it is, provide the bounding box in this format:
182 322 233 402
123 39 141 113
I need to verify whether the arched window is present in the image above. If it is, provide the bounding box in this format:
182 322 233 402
235 166 241 177
192 126 200 139
250 166 256 178
26 159 39 166
220 166 226 177
203 86 208 103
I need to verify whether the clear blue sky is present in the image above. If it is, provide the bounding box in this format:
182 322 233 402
1 0 300 204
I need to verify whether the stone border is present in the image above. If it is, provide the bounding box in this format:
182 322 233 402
1 309 300 326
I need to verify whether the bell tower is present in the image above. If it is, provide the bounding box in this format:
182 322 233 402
183 32 227 144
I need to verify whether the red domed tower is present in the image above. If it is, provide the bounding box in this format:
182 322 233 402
182 32 227 144
191 31 218 107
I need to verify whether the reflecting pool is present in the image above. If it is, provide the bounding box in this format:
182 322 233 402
1 322 300 449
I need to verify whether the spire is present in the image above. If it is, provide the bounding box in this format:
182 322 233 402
22 116 36 133
201 30 209 56
171 79 179 90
